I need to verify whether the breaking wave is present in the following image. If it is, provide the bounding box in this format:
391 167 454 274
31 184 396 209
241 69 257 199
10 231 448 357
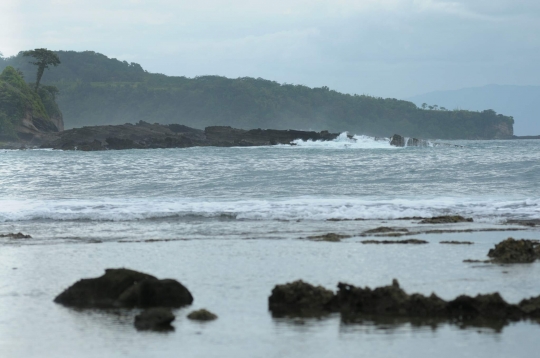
1 197 538 223
289 132 395 149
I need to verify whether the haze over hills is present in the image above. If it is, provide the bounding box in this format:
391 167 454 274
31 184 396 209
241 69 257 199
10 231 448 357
0 50 514 140
408 85 540 136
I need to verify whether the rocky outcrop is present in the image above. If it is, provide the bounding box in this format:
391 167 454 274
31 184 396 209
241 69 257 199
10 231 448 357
360 239 428 244
204 126 338 146
0 232 32 239
54 268 193 308
420 215 473 224
269 279 540 325
487 238 540 263
268 280 336 317
390 134 406 147
306 233 350 242
34 122 340 150
390 134 430 147
134 308 175 331
187 309 218 321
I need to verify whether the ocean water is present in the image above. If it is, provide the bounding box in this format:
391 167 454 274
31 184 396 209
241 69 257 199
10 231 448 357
1 135 540 357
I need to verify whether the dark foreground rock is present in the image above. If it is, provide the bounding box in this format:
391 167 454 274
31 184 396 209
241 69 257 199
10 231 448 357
36 121 340 150
134 308 175 331
187 309 218 321
420 215 473 224
488 238 540 263
54 268 193 308
269 279 540 326
269 280 335 317
0 232 32 239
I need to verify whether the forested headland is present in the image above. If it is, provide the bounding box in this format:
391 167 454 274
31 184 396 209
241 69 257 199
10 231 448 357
0 51 514 139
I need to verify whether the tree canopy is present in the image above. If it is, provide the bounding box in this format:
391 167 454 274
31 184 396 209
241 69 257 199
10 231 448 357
23 48 61 91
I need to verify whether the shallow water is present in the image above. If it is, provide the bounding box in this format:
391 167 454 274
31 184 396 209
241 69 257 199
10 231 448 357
1 137 540 357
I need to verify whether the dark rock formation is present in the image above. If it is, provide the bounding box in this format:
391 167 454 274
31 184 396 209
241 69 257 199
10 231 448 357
390 134 430 147
488 238 540 263
134 307 175 331
360 239 428 244
269 279 540 325
361 227 409 235
187 309 218 321
519 296 540 317
440 241 474 245
35 122 340 150
0 232 32 239
268 280 336 317
118 278 194 308
506 219 540 227
54 268 193 308
420 215 473 224
39 121 206 150
204 126 338 146
390 134 406 147
306 233 350 242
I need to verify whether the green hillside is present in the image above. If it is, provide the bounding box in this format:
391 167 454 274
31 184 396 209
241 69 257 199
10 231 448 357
1 51 514 139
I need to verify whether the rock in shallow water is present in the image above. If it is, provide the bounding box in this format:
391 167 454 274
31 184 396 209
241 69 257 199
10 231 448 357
134 307 175 331
268 279 540 324
268 280 335 317
0 232 32 239
420 215 473 224
187 309 218 321
54 268 193 308
488 237 540 263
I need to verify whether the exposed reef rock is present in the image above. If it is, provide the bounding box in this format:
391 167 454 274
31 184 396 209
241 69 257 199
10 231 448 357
360 239 428 244
506 219 540 227
54 268 193 308
269 279 540 325
306 233 350 242
420 215 473 224
0 232 32 239
440 241 474 245
187 309 218 321
204 126 338 146
134 307 175 331
390 134 429 147
487 238 540 263
268 280 335 317
361 227 409 236
35 122 340 150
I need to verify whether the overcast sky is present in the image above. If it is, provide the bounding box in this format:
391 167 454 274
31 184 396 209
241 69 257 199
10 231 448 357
1 0 539 98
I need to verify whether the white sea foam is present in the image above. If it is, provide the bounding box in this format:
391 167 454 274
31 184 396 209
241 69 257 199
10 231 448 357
1 197 538 223
289 132 395 149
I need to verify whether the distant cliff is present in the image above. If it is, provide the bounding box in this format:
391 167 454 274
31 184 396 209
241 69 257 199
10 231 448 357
2 50 514 139
0 66 63 145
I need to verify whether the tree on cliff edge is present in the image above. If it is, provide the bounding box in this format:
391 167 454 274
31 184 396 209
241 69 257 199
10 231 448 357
23 48 60 91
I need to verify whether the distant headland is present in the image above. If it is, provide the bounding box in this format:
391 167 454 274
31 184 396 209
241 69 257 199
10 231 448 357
1 50 516 146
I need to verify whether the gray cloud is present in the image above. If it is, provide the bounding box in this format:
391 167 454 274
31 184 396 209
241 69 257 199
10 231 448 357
1 0 539 97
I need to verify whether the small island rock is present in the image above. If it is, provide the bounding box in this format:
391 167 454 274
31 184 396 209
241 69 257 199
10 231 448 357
187 309 218 321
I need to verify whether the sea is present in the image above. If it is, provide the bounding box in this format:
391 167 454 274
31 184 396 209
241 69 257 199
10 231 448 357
1 134 539 358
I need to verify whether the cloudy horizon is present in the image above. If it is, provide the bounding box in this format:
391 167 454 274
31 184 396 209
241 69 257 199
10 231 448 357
1 0 539 98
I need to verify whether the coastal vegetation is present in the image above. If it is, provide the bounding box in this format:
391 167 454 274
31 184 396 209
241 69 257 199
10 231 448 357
0 65 62 140
1 50 514 139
